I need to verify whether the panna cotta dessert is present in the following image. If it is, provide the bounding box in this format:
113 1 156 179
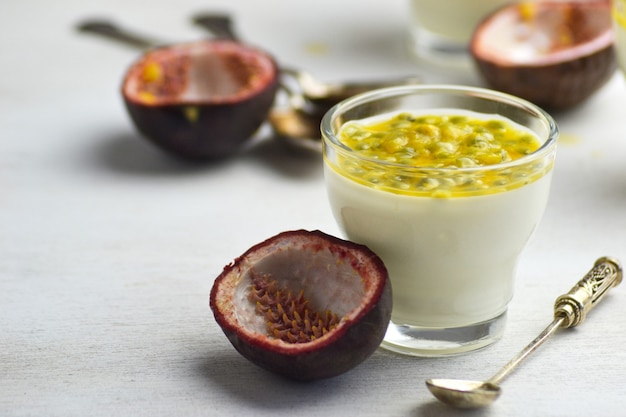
410 0 511 44
322 85 558 356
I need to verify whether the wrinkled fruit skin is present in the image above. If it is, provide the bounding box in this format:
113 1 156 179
473 44 616 110
122 41 279 161
210 230 392 381
124 89 277 160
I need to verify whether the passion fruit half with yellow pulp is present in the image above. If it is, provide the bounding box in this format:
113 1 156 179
470 0 616 110
122 40 279 160
210 230 392 381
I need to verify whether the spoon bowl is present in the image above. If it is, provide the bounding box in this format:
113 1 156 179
280 68 421 114
268 106 323 152
426 379 501 409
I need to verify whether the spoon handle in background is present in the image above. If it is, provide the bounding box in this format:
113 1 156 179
489 257 622 386
191 13 239 41
76 19 163 50
190 14 303 78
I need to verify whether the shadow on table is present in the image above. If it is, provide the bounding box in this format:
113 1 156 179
92 131 220 177
195 345 499 415
91 130 321 180
414 401 493 417
240 133 322 179
195 347 438 413
195 348 345 411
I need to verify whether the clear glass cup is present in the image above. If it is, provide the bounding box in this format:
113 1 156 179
321 85 558 356
408 0 512 68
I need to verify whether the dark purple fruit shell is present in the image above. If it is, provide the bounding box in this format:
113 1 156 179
122 40 279 160
210 229 392 381
470 1 616 110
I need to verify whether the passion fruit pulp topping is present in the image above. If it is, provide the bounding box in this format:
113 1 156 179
331 111 550 198
210 230 392 381
339 112 540 167
250 271 340 343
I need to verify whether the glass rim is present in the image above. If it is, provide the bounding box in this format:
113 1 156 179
321 84 559 174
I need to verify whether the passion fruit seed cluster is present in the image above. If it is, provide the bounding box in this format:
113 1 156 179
250 270 340 343
340 112 540 167
336 112 546 197
137 58 189 104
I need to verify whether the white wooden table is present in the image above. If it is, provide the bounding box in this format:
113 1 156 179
2 1 626 416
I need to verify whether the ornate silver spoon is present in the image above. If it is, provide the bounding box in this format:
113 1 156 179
427 256 622 409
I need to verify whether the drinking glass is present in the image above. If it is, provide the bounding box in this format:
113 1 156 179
408 0 512 67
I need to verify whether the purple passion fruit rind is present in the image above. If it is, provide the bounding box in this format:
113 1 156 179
122 40 279 160
210 229 392 381
470 1 616 110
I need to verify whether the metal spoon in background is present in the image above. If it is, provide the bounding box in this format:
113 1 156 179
191 13 422 110
426 256 622 409
76 19 167 50
280 67 421 114
267 93 325 152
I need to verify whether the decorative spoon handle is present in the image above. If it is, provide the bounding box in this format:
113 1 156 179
192 13 239 40
554 256 622 328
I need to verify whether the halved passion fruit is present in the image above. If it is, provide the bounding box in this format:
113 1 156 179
470 0 616 110
122 40 279 160
210 230 392 381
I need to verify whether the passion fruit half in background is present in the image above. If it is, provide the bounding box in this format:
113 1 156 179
210 230 392 381
470 0 616 110
121 40 279 160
